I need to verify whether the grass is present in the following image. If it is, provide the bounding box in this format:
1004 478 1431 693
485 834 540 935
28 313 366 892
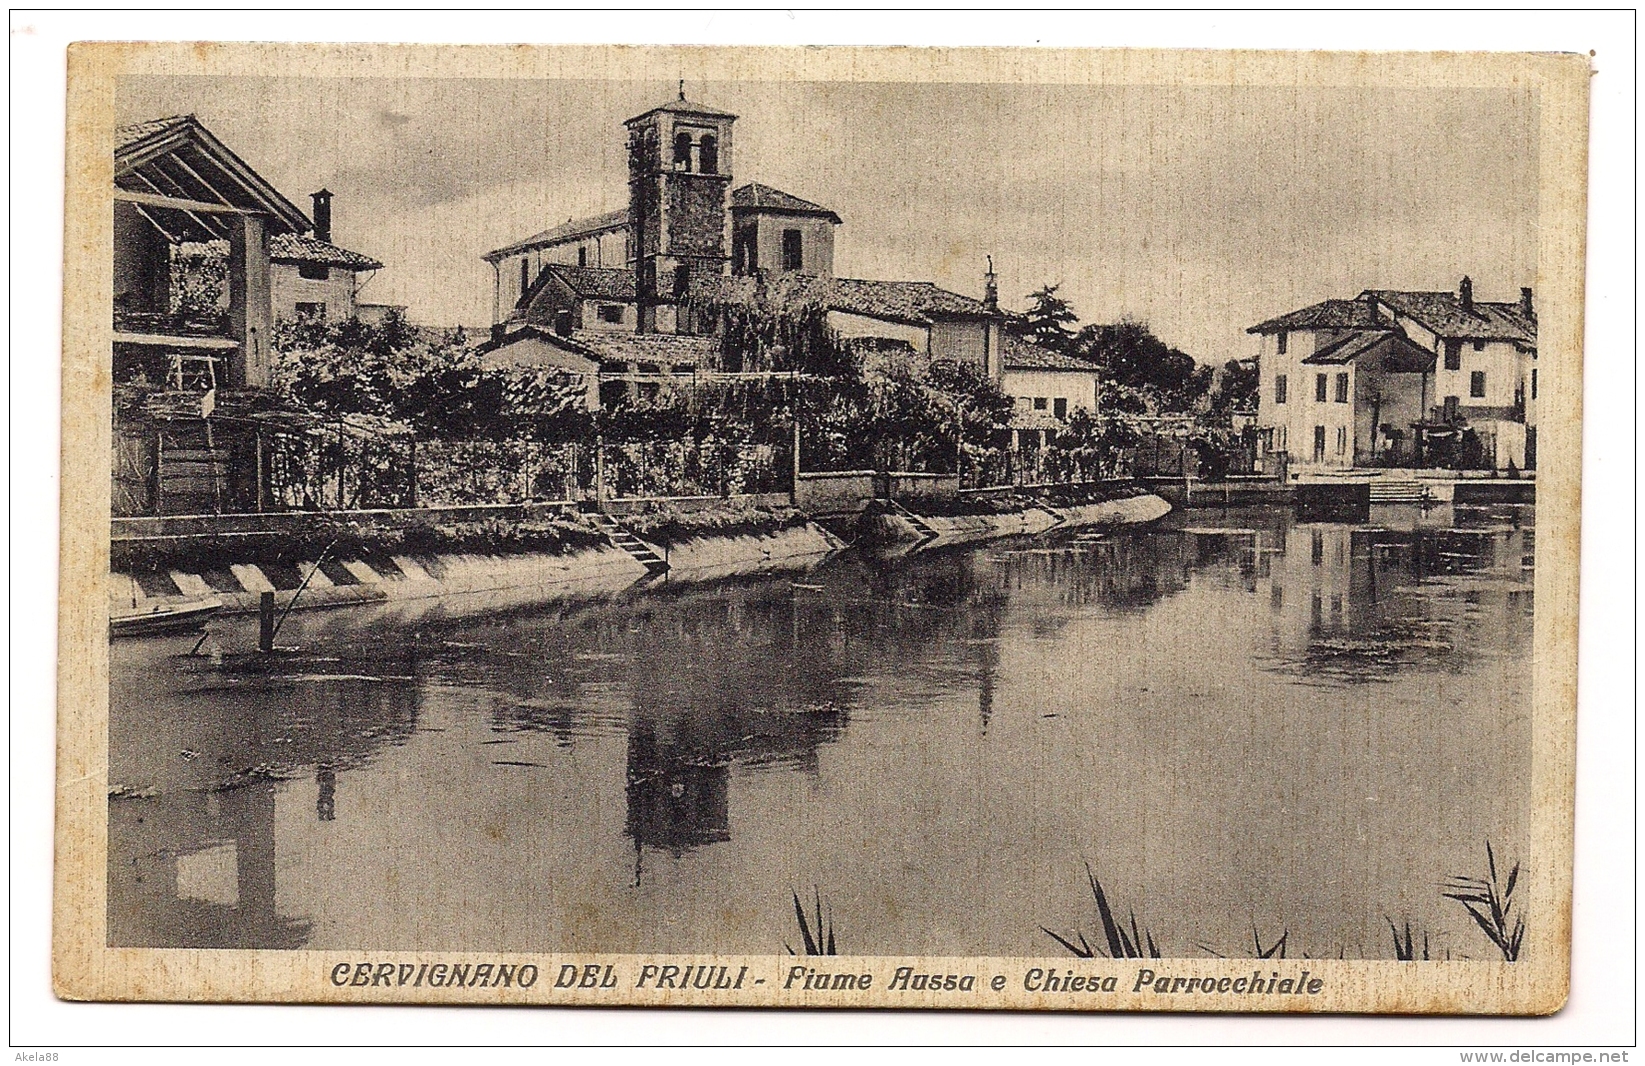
1041 863 1161 959
1443 841 1524 962
787 887 837 956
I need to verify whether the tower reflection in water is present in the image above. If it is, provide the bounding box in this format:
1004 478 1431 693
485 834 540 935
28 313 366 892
106 641 423 949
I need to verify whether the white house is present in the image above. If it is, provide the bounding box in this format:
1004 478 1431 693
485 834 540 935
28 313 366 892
1248 278 1536 472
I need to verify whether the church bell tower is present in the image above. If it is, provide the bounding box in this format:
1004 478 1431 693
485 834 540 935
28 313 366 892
625 86 735 332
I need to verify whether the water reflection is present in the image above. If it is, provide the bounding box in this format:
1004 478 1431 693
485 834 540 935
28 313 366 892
108 503 1534 957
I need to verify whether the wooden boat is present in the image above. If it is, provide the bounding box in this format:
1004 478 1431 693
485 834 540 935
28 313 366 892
110 597 222 637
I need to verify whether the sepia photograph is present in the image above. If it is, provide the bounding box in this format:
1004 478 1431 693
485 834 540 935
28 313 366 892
47 37 1596 1019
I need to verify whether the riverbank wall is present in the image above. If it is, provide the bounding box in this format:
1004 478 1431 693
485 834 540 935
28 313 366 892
863 492 1172 553
111 503 845 622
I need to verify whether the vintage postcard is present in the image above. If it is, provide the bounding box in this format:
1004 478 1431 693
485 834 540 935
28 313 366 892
55 43 1588 1012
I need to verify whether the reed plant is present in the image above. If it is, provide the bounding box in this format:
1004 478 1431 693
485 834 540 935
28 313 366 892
787 887 837 956
1443 842 1524 961
1041 864 1161 959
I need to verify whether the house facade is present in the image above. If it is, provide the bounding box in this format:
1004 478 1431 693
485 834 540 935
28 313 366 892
269 191 384 323
1248 279 1536 473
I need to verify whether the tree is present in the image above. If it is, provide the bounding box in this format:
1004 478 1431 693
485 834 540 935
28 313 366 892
1210 358 1259 414
1075 319 1212 413
1011 284 1080 354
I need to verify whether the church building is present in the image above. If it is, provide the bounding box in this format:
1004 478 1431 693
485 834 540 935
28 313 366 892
478 89 1058 413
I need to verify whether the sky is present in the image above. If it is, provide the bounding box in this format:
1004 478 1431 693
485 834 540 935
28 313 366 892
119 76 1539 363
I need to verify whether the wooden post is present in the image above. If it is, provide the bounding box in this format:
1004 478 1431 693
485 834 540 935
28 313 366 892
595 434 606 507
153 431 164 515
254 431 266 513
335 420 345 509
258 591 276 652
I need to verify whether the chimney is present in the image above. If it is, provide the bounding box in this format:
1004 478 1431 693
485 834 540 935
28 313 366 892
1520 286 1535 321
1458 275 1474 313
983 255 999 312
311 189 333 244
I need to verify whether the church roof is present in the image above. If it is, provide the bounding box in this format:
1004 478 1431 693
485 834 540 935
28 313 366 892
692 273 991 326
544 264 637 301
269 232 383 271
730 183 842 223
483 208 629 263
625 96 738 125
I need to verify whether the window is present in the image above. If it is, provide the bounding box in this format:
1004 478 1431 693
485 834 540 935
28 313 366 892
295 301 325 320
782 229 803 272
1276 331 1288 355
1274 374 1287 404
597 304 624 324
674 264 691 298
1443 395 1460 422
520 258 530 297
1313 426 1327 462
1334 372 1349 403
1275 425 1287 451
1033 397 1048 410
578 246 588 268
1470 371 1486 398
674 131 693 169
1336 426 1348 455
1531 368 1537 400
1473 340 1486 351
1053 397 1068 419
699 134 718 174
1444 339 1462 370
298 262 329 281
1315 373 1328 402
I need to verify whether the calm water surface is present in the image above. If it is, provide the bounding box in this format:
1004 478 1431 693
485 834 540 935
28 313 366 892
109 504 1534 958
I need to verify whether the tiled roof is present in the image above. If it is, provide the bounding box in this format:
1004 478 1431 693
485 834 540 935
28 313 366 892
1007 409 1067 431
1302 330 1435 372
547 265 637 300
113 114 312 237
269 232 384 271
1000 334 1096 372
476 324 715 369
626 96 737 123
1248 298 1390 334
693 273 990 325
484 208 630 262
570 329 719 367
730 183 841 222
115 114 194 151
1361 290 1535 343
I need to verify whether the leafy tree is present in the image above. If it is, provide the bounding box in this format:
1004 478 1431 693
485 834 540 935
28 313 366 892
1210 358 1259 413
1011 283 1080 354
1075 319 1212 413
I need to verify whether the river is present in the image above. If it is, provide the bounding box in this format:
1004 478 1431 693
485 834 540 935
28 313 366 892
108 502 1534 960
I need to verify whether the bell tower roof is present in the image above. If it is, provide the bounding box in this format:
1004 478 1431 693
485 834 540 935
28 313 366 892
625 95 738 126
